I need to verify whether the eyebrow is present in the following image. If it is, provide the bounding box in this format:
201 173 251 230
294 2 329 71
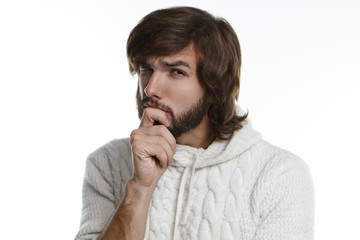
160 60 190 69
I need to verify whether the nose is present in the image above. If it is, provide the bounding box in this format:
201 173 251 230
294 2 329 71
143 71 162 99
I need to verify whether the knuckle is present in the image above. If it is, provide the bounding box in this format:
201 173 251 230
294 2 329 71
130 129 139 138
131 141 139 151
158 125 168 135
156 136 167 146
157 151 167 166
131 139 145 152
157 147 166 160
154 144 162 154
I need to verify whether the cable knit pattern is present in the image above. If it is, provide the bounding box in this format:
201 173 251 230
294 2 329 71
75 117 314 240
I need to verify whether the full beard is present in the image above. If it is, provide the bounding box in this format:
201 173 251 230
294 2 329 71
137 95 208 138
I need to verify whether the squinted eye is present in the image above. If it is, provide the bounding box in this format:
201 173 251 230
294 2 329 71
171 69 185 76
140 67 153 74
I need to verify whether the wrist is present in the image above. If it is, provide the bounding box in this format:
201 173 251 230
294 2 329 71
125 179 154 204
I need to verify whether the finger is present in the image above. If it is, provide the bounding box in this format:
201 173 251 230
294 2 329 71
131 129 175 165
140 107 170 128
131 125 176 153
132 140 170 168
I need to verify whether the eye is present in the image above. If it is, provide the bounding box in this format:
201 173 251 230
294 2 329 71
171 69 186 76
140 67 153 77
139 66 153 83
140 66 153 74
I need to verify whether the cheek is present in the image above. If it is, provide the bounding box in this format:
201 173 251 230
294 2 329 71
171 86 204 111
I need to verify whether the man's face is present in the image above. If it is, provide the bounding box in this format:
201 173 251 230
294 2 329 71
137 45 208 138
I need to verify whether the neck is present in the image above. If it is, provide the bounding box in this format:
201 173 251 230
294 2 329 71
176 115 215 149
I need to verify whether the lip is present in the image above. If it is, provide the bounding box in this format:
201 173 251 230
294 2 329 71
144 103 169 113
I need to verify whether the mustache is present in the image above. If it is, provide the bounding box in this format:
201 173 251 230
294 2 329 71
141 97 174 116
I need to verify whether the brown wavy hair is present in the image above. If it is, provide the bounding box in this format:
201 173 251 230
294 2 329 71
127 7 248 140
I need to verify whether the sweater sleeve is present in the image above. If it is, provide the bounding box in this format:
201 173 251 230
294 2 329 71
74 149 117 240
253 154 315 240
74 140 132 240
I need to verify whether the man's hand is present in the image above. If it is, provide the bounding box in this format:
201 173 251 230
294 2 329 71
98 107 176 240
130 107 176 193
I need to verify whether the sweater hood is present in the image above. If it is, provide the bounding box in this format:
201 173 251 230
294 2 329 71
172 106 262 168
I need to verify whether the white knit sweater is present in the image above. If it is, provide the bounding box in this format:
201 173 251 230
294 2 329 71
75 117 314 240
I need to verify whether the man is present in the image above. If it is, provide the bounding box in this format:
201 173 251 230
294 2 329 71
75 7 314 240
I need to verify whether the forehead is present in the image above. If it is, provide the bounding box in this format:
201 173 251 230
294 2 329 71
146 45 199 70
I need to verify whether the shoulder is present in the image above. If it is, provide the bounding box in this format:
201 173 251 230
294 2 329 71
249 140 314 208
250 140 311 178
248 141 314 236
88 138 132 162
85 138 133 181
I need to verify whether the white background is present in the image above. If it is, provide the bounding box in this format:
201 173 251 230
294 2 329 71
1 0 359 239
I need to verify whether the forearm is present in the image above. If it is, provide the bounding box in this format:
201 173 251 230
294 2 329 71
98 108 175 239
98 180 153 240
